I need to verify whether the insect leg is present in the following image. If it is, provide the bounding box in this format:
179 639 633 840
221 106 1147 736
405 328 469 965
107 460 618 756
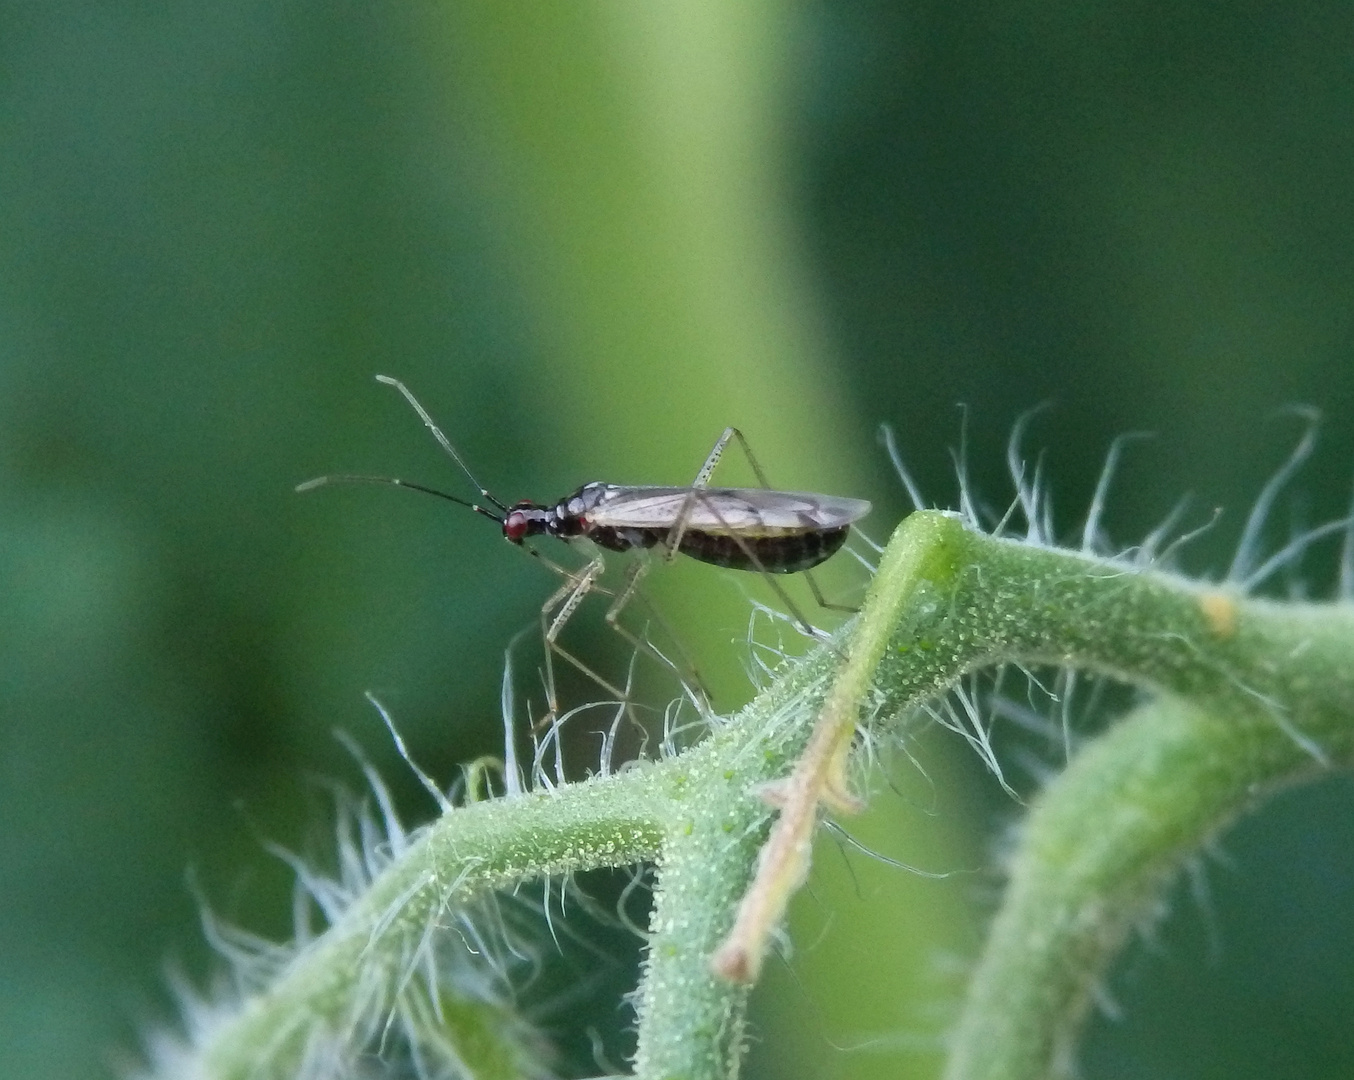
536 560 597 725
692 426 741 487
800 572 858 613
690 489 826 639
603 557 712 708
542 556 605 645
712 426 858 620
679 428 827 636
659 426 739 563
527 551 656 736
533 556 631 728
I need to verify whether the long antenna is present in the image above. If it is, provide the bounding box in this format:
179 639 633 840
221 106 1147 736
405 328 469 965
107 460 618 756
294 473 504 525
375 374 511 513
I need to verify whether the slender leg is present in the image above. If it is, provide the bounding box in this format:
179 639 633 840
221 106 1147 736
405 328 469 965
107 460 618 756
662 426 739 561
678 427 832 638
714 427 854 613
542 556 604 645
801 571 858 614
602 558 712 708
528 549 693 734
531 555 637 730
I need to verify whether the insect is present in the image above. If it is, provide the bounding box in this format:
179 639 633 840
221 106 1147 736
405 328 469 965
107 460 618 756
299 375 871 720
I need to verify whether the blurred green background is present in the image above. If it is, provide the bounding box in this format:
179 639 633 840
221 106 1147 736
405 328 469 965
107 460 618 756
4 2 1354 1078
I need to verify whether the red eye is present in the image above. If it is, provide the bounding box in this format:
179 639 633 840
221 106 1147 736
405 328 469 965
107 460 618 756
504 510 529 543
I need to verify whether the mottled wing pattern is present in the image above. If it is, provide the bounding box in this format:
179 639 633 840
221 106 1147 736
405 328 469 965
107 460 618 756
587 486 871 535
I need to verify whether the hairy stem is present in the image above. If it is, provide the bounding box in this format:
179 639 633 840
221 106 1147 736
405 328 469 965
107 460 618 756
945 693 1354 1080
696 510 1354 1076
185 509 1354 1080
632 644 843 1077
710 509 960 983
199 774 668 1080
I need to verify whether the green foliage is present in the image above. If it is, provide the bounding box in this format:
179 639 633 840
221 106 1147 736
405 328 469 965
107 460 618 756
9 6 1354 1079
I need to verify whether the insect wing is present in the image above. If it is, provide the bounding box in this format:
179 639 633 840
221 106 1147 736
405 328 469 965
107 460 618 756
587 486 870 535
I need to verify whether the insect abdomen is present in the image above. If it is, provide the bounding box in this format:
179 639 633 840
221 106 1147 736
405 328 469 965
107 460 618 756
678 527 850 573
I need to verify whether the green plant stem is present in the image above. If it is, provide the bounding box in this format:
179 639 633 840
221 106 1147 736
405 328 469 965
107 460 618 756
688 511 1354 1076
944 693 1354 1080
631 644 844 1078
851 513 1354 1078
191 510 1354 1080
199 775 668 1080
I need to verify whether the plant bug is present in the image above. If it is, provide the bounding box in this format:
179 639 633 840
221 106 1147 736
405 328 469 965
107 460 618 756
298 375 871 722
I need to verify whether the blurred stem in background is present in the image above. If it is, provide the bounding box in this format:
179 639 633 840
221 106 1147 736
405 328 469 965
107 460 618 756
423 5 977 1076
432 3 865 669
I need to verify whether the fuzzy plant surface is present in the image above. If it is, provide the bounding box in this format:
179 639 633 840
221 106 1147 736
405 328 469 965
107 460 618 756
138 424 1354 1080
